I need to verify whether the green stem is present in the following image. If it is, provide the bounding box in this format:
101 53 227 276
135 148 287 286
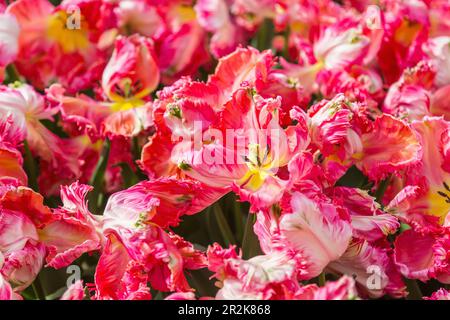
23 140 39 192
116 162 139 188
213 203 236 246
88 138 111 213
255 18 274 51
242 213 261 259
131 137 148 181
283 26 290 60
205 206 214 242
5 64 20 84
318 272 326 287
232 199 244 244
131 136 141 162
375 176 391 204
405 279 423 300
89 138 111 186
31 278 46 300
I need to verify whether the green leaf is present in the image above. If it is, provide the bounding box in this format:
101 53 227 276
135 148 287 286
45 286 67 300
405 278 423 300
88 138 111 214
374 176 392 204
232 199 245 244
4 64 21 84
318 272 326 286
115 162 139 188
213 203 236 246
242 213 262 259
252 18 275 51
31 277 46 300
23 140 39 192
335 165 370 189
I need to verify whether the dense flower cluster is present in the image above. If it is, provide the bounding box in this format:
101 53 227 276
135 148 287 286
0 0 449 300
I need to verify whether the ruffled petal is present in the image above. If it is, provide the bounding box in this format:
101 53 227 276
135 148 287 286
278 192 353 278
359 114 421 181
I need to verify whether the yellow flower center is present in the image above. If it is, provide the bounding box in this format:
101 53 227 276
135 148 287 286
109 78 151 111
174 5 196 23
394 19 422 46
110 97 146 112
47 10 89 53
239 143 274 191
427 181 450 225
290 21 307 34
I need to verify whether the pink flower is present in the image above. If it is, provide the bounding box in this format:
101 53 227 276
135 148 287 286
382 61 447 121
1 242 46 292
317 67 384 107
98 34 159 138
253 181 354 280
277 5 383 95
165 291 196 300
0 139 27 187
195 0 243 58
113 0 163 37
0 273 15 300
207 243 359 300
394 229 450 284
329 238 406 298
295 276 358 300
92 177 223 298
230 0 276 31
207 244 300 300
0 252 22 300
424 288 450 300
7 0 109 92
0 84 82 188
207 243 241 282
0 186 52 291
60 280 85 300
102 178 224 229
0 12 19 68
358 114 422 181
156 3 209 84
424 36 450 86
387 117 450 228
173 90 309 211
0 0 449 301
93 233 151 300
102 34 159 110
40 182 102 269
94 228 205 298
309 94 421 182
46 83 110 139
313 8 382 70
377 0 429 84
332 187 400 242
431 84 450 121
276 192 353 278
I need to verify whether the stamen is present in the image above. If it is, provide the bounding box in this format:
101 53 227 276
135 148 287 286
437 182 450 203
256 144 261 167
444 182 450 192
